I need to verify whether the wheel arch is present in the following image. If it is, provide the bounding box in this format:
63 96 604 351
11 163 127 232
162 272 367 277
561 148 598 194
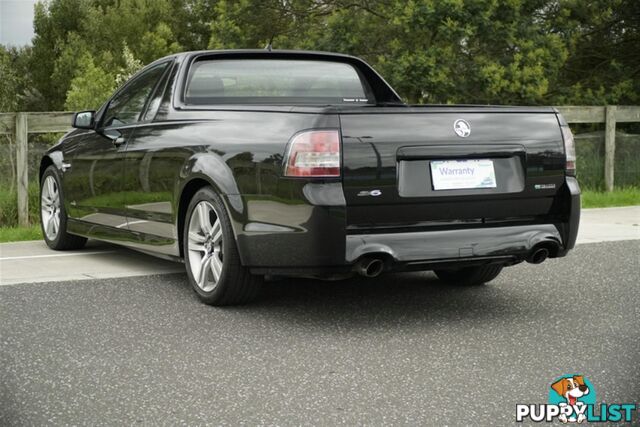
39 151 65 183
176 172 245 259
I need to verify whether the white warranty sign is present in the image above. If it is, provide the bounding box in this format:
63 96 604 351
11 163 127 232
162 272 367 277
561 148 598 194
430 159 497 190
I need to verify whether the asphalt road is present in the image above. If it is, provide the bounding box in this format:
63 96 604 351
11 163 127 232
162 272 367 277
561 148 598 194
1 240 639 425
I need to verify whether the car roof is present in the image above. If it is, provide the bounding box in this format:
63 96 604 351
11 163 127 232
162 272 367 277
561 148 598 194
153 49 359 64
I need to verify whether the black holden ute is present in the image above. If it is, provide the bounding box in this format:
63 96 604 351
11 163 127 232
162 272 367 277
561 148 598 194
39 50 580 305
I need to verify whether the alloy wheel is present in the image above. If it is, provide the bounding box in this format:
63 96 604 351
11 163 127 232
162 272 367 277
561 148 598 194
187 201 224 292
41 175 61 241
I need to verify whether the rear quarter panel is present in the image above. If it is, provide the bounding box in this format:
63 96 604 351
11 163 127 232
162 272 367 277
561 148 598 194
124 109 347 266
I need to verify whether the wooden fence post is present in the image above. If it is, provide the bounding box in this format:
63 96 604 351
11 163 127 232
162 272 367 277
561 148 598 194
15 113 29 227
604 106 617 192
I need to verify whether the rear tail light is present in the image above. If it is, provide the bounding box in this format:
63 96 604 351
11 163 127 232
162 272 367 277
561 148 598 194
561 125 576 176
284 130 341 177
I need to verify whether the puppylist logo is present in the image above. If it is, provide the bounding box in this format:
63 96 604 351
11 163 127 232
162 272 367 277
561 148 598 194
516 374 637 423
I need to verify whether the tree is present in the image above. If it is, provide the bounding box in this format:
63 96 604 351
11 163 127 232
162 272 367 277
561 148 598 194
0 46 21 112
30 0 91 109
28 0 189 111
64 53 115 111
208 0 327 49
115 44 144 87
138 23 182 64
548 0 640 105
296 0 568 104
0 45 42 112
7 0 640 111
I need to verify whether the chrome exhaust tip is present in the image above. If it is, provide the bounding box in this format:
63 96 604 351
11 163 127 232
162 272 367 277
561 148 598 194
355 257 385 278
527 247 550 264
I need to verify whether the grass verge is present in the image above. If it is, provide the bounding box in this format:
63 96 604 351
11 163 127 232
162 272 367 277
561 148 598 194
0 225 42 243
581 187 640 208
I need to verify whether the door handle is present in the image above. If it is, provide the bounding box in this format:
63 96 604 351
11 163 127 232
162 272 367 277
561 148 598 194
112 136 126 147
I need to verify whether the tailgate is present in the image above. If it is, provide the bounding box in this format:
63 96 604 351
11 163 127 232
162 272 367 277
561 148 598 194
340 109 566 231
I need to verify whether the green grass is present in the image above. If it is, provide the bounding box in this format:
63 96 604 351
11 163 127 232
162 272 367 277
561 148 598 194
0 183 40 227
582 187 640 208
0 225 42 243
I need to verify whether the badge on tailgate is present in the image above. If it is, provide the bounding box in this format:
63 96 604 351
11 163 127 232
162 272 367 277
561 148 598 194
430 159 497 190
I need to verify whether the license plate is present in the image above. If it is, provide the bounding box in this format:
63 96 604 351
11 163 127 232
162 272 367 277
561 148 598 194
430 159 497 190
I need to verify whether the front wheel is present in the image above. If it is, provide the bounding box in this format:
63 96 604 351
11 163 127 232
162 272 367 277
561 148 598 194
434 264 503 286
183 187 261 305
40 166 87 250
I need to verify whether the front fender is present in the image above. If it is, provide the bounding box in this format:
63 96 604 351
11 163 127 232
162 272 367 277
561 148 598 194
40 150 65 182
40 130 81 181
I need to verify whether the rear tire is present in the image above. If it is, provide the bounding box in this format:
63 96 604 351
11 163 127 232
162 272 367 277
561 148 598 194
40 165 87 250
434 264 503 286
183 187 261 306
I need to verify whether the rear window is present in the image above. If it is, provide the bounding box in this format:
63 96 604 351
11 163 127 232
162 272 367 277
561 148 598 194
185 59 371 105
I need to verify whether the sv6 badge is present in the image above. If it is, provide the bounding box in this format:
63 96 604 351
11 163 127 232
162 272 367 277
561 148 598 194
357 189 382 197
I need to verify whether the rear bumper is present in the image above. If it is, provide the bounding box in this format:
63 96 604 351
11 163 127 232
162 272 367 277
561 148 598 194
345 176 581 264
242 177 580 274
346 224 563 264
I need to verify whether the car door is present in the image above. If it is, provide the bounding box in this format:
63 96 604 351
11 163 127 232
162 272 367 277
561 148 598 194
63 62 170 231
120 61 183 255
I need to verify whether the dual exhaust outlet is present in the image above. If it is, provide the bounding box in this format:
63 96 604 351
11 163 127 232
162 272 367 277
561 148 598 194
353 242 558 277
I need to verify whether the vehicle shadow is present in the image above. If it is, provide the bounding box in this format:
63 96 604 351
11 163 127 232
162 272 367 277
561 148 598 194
183 270 545 328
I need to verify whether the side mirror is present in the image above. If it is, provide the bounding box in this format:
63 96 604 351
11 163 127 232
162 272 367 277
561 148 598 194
72 111 96 129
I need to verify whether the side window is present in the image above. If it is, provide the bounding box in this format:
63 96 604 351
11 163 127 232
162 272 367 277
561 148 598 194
142 62 174 122
102 62 169 128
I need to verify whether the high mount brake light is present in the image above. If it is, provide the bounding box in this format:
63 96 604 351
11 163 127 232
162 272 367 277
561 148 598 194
561 125 576 176
284 130 341 177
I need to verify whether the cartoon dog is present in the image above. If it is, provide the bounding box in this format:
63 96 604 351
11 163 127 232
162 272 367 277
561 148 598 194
551 375 590 423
